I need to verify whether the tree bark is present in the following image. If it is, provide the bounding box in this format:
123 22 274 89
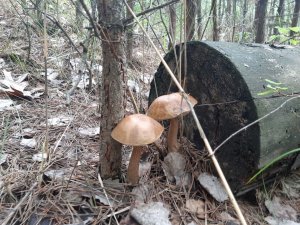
97 0 126 179
186 0 196 41
75 0 84 30
168 4 177 49
268 0 276 36
212 0 219 41
254 0 268 43
126 0 135 64
196 0 202 40
274 0 285 34
226 0 231 15
290 0 300 36
231 0 236 41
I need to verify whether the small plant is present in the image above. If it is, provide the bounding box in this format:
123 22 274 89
257 79 288 96
247 147 300 184
270 26 300 45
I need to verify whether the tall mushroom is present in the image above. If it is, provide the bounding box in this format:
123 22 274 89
147 92 197 152
111 114 164 185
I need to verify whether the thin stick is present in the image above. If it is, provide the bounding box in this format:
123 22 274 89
213 95 300 154
102 206 131 220
97 173 120 225
124 2 248 224
2 182 38 225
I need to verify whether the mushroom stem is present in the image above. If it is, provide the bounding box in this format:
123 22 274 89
167 118 180 152
127 146 143 184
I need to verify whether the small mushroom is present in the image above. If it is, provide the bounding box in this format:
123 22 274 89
147 92 197 152
111 114 164 184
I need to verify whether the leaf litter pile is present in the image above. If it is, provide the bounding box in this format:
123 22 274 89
1 6 300 225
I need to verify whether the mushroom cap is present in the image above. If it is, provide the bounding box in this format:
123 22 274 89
147 92 198 121
111 114 164 146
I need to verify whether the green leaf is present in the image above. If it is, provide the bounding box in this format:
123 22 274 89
257 89 276 96
289 27 300 33
265 79 282 85
277 86 288 91
290 39 300 46
247 148 300 184
269 35 277 41
266 84 276 90
276 27 290 35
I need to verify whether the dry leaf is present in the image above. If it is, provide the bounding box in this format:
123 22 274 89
185 199 205 219
0 70 43 99
265 196 297 221
20 137 37 148
0 154 8 165
32 153 48 162
47 116 73 126
265 216 300 225
198 172 228 202
132 184 150 203
44 168 73 181
131 202 172 225
0 99 14 111
162 152 187 185
0 70 30 98
78 127 100 137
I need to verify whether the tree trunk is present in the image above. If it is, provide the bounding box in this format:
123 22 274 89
274 0 285 34
97 0 126 179
239 0 247 42
36 0 44 28
186 0 196 41
226 0 231 15
149 41 300 192
268 0 276 36
196 0 202 40
290 0 300 36
231 0 237 41
212 0 219 41
254 0 268 43
126 0 135 64
75 0 84 31
168 4 177 49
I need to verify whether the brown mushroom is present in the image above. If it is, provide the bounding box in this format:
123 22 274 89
111 114 164 184
147 92 197 152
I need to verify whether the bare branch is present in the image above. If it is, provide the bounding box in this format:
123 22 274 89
123 0 180 25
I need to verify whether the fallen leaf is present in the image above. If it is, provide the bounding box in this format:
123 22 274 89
0 154 8 165
198 172 228 202
218 211 239 223
185 199 205 219
281 169 300 198
162 152 188 186
0 58 5 68
47 116 73 126
94 193 117 207
20 137 37 148
265 196 297 221
0 70 43 99
130 202 172 225
0 99 14 111
131 184 150 203
127 79 140 93
78 127 100 137
44 168 73 181
0 70 31 98
265 216 300 225
32 152 48 162
139 161 152 178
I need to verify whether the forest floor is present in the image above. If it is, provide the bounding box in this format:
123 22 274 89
0 5 300 225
